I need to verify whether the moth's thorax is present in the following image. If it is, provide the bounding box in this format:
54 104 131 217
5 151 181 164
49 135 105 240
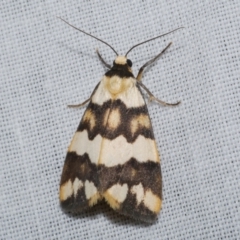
102 55 135 96
103 75 136 96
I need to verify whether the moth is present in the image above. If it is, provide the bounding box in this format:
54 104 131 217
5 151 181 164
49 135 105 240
58 17 181 223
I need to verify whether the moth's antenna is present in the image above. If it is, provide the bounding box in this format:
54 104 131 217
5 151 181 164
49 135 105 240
57 17 119 56
125 27 184 57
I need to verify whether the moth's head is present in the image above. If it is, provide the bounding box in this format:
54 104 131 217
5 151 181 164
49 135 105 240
114 56 132 71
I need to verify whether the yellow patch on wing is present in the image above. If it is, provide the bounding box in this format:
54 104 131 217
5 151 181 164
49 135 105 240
103 192 120 210
130 114 150 135
131 169 137 177
84 180 98 200
80 162 86 174
59 180 73 201
143 190 162 213
103 183 128 210
107 108 121 129
83 109 96 130
59 178 84 201
88 193 102 207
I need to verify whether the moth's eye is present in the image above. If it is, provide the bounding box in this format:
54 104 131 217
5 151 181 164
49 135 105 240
127 59 132 67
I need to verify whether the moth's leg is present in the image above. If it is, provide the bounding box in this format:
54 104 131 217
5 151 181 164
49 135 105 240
138 81 180 106
136 42 172 81
68 98 91 108
96 49 111 69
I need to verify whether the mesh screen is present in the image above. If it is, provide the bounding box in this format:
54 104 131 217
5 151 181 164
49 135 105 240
1 1 240 239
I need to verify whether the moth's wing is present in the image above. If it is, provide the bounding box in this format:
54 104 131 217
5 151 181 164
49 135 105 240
98 84 162 223
59 82 111 212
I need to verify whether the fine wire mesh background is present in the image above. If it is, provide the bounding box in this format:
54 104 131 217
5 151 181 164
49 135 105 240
1 1 240 239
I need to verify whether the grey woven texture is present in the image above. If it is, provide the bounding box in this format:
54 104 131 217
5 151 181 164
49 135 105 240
1 1 240 239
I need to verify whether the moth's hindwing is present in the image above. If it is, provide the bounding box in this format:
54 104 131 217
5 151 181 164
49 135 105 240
60 75 162 222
